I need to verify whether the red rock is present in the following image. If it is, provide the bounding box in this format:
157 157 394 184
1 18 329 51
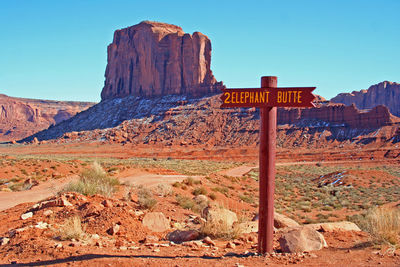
0 94 94 142
167 230 199 244
101 21 223 100
142 212 170 232
279 226 328 253
331 81 400 117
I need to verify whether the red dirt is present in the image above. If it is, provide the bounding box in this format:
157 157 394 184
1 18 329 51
0 142 399 266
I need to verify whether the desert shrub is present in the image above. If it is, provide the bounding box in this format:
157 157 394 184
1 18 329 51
176 195 195 210
155 183 173 197
57 216 85 241
61 162 119 197
208 192 217 200
184 177 195 186
200 212 242 240
192 186 208 196
172 181 181 188
138 186 157 210
212 186 229 196
359 207 400 245
239 194 254 204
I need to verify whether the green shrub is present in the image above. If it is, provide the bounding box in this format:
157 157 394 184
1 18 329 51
176 195 195 210
138 186 157 210
192 186 208 196
208 192 217 200
61 162 119 197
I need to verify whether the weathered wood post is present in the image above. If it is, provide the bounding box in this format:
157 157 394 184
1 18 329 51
258 76 277 254
219 76 315 254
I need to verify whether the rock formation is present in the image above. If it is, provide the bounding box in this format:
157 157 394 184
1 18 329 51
278 103 396 129
101 21 223 100
0 94 94 142
331 81 400 117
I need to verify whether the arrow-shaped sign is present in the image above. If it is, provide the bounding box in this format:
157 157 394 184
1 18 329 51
220 87 316 108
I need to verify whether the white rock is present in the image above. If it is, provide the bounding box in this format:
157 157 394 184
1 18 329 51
21 212 33 220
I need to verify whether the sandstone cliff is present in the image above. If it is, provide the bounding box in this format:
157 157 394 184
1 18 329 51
0 94 95 142
278 103 397 129
101 21 223 100
331 81 400 117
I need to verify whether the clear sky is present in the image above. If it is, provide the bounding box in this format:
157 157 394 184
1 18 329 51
1 0 399 102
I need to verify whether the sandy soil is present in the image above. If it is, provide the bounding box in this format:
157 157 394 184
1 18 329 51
0 142 399 266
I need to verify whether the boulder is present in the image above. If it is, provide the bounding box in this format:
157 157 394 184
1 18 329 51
202 205 238 228
279 227 328 253
101 21 224 100
253 212 300 229
167 230 199 244
305 221 361 232
142 212 170 232
274 212 300 228
21 212 33 220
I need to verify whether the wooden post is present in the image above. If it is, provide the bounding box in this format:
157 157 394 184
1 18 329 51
258 76 277 254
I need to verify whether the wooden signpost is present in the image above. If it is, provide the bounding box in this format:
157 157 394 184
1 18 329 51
220 76 316 254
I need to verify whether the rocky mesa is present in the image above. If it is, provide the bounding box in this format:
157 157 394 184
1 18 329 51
101 21 224 100
331 81 400 117
0 94 94 142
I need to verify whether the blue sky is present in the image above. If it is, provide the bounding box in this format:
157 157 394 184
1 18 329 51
1 0 399 102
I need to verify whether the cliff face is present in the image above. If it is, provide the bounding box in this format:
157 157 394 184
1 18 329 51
101 21 223 100
331 81 400 117
0 94 94 142
278 104 396 129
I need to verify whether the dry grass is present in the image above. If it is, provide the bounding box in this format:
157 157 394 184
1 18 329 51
61 162 119 197
137 186 157 210
200 206 242 240
57 216 85 241
362 207 400 245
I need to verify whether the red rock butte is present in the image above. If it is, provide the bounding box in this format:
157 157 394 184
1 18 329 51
101 21 224 100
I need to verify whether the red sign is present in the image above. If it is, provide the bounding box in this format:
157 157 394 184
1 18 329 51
220 87 316 108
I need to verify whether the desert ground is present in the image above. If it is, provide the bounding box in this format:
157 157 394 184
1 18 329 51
0 142 399 266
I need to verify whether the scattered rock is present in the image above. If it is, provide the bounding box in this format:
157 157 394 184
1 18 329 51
21 212 33 220
0 237 10 246
279 227 328 253
226 242 236 249
167 230 199 244
107 224 120 235
144 235 159 243
142 212 170 232
202 236 216 246
35 222 49 229
101 199 113 208
43 210 53 216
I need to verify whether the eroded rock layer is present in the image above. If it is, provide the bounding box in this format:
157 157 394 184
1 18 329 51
0 94 94 142
101 21 223 100
24 94 400 148
331 81 400 117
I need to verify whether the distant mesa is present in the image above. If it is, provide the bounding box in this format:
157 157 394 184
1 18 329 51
101 21 224 100
0 94 95 142
331 81 400 117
